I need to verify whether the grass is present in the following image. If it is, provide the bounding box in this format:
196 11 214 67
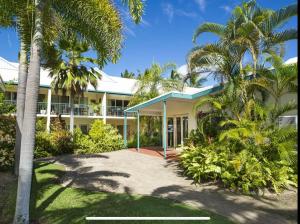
1 162 233 224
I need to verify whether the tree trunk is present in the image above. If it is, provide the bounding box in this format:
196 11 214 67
252 50 257 79
14 1 43 223
14 40 28 176
70 93 74 133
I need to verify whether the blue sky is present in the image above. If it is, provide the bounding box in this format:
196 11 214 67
0 0 297 81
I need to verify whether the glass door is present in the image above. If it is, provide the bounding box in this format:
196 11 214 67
176 117 181 147
167 118 174 147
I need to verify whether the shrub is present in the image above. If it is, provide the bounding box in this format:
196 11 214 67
180 123 298 194
35 131 53 158
0 116 15 170
73 128 96 154
51 130 74 155
36 117 47 132
127 133 161 148
35 130 74 158
88 120 123 152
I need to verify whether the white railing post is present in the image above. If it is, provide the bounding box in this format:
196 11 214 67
46 88 51 132
102 92 107 123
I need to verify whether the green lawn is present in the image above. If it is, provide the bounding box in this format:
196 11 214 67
2 162 233 224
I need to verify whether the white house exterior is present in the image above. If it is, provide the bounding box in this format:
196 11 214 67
0 56 215 141
1 56 297 156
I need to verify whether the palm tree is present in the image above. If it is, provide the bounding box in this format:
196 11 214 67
0 0 34 176
192 0 297 78
49 35 101 133
129 63 182 106
13 0 144 223
188 42 243 85
121 69 135 78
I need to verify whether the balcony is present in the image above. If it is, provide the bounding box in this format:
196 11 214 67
107 106 134 117
4 100 134 117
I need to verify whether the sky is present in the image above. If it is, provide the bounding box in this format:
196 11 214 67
0 0 298 84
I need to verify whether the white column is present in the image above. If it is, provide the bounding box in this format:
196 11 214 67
46 88 51 132
102 92 107 124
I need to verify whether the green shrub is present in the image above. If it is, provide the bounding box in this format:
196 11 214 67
51 130 74 155
0 116 15 170
127 133 161 148
35 131 53 158
180 123 298 194
35 130 74 158
36 118 47 132
88 120 123 152
73 128 96 154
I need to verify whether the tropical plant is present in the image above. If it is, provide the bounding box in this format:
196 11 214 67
0 93 16 170
73 120 123 154
191 0 297 78
129 63 182 106
0 0 34 176
13 0 144 222
48 35 101 133
255 55 298 108
121 69 135 78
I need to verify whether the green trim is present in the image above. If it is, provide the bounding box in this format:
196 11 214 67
123 113 127 148
125 85 223 113
3 81 133 96
163 101 167 159
87 89 133 96
4 81 50 89
137 111 140 151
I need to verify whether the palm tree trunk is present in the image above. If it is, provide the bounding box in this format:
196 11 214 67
252 51 257 79
14 1 43 223
14 40 28 176
70 93 74 133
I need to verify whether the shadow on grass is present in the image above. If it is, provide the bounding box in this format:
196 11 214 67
151 184 297 224
29 162 232 224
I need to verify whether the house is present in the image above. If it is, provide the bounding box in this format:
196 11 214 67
0 56 217 140
0 56 297 157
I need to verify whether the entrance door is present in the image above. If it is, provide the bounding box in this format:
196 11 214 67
176 117 181 147
167 118 174 147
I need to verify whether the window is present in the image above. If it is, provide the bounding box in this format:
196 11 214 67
38 94 46 102
123 100 129 107
183 116 189 140
278 116 297 129
176 117 181 146
111 99 116 107
80 125 88 134
117 125 123 136
4 91 17 101
116 100 122 107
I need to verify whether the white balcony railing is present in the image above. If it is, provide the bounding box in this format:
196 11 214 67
4 100 134 117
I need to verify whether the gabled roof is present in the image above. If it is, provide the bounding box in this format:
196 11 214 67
0 56 217 96
0 56 138 95
125 85 223 113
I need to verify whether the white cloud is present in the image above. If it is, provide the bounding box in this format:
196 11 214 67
220 5 232 13
162 2 197 23
194 0 205 12
162 3 174 23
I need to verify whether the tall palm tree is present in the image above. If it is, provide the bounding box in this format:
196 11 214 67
129 63 182 106
49 35 101 133
14 0 144 223
121 69 135 78
192 0 297 78
0 0 34 176
255 55 298 109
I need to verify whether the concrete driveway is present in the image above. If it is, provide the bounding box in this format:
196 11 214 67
47 150 297 224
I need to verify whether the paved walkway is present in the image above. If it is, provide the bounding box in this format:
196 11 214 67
48 150 297 224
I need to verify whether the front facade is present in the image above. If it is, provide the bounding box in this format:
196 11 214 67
0 57 137 137
1 56 298 155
